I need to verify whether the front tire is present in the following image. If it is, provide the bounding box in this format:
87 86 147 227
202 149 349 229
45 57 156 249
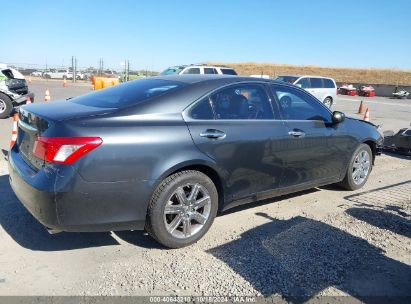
146 170 218 248
0 93 13 119
339 144 373 190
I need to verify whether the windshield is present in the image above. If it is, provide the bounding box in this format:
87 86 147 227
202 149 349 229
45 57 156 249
275 76 299 84
160 67 185 75
71 79 187 108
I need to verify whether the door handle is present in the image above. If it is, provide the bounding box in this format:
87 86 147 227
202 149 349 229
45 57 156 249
200 129 226 139
288 129 305 138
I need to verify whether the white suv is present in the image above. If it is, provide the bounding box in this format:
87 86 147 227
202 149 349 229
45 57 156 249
275 75 337 107
160 65 237 76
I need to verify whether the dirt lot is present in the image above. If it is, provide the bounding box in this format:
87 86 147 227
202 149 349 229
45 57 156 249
0 80 410 300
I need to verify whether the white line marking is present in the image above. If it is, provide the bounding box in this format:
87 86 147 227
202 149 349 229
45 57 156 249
338 98 411 108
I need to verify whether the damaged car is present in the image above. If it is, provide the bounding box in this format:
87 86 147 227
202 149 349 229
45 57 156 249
0 66 35 118
383 128 411 155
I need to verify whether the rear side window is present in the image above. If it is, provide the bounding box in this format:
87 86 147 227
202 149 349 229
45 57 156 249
220 69 237 75
309 78 323 88
190 98 214 119
71 79 186 108
183 68 200 74
210 84 274 120
323 78 336 88
204 68 217 74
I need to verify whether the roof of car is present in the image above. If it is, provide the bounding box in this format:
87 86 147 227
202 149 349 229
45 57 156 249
278 75 335 80
150 74 274 84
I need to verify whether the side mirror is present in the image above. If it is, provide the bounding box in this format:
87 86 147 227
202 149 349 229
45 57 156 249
332 111 345 124
295 83 302 88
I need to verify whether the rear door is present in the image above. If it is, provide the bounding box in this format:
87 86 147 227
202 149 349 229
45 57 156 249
270 84 348 187
184 82 288 202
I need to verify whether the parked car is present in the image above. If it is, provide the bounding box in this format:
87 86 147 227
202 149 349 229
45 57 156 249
0 67 34 118
43 69 70 79
30 71 44 77
160 64 237 76
383 128 411 155
275 75 337 108
9 75 383 248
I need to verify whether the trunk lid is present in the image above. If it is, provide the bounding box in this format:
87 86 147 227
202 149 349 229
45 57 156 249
17 102 115 169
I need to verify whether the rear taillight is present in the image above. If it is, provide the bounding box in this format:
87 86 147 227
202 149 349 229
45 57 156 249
33 137 102 164
336 88 339 95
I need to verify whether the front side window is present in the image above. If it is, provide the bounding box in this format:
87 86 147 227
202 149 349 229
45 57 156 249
296 77 310 89
310 78 324 88
275 76 299 84
183 68 200 74
271 85 331 122
210 84 274 120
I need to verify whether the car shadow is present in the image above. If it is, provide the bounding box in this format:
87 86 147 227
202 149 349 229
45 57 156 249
346 207 411 239
0 174 119 251
382 151 411 160
0 173 169 251
207 212 411 302
221 188 319 216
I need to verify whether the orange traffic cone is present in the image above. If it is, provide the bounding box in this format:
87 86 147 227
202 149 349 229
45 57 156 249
26 95 31 104
363 108 370 121
10 113 19 149
44 88 51 102
63 78 68 87
357 100 365 114
28 76 32 84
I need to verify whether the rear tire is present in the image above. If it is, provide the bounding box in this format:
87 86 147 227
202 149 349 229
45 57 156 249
0 93 13 119
338 144 373 190
146 170 218 248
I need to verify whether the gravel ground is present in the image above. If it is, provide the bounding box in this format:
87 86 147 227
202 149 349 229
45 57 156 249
2 153 408 299
0 81 410 300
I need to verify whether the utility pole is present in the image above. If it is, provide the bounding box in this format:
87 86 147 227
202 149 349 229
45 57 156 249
126 60 130 81
72 56 77 83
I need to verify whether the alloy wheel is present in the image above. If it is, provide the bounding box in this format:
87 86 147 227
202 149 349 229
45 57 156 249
163 183 211 239
352 149 371 185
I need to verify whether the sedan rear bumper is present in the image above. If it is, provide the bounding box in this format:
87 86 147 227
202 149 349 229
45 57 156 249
8 148 150 232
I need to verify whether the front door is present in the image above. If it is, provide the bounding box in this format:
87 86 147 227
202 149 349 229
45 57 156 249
270 84 349 187
184 83 289 203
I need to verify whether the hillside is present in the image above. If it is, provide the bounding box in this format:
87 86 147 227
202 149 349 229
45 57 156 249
207 62 411 85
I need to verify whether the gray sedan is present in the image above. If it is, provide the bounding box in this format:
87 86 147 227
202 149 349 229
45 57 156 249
9 75 383 248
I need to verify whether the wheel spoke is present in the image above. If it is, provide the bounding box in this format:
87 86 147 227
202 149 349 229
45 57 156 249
191 212 207 225
193 195 210 209
168 214 183 233
175 187 188 205
188 184 200 202
183 218 192 237
164 203 183 214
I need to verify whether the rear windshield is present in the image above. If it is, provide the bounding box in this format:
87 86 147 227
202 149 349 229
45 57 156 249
220 68 237 75
275 76 299 84
71 79 186 108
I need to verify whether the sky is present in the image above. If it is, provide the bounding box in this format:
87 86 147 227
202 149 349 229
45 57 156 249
2 0 411 71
